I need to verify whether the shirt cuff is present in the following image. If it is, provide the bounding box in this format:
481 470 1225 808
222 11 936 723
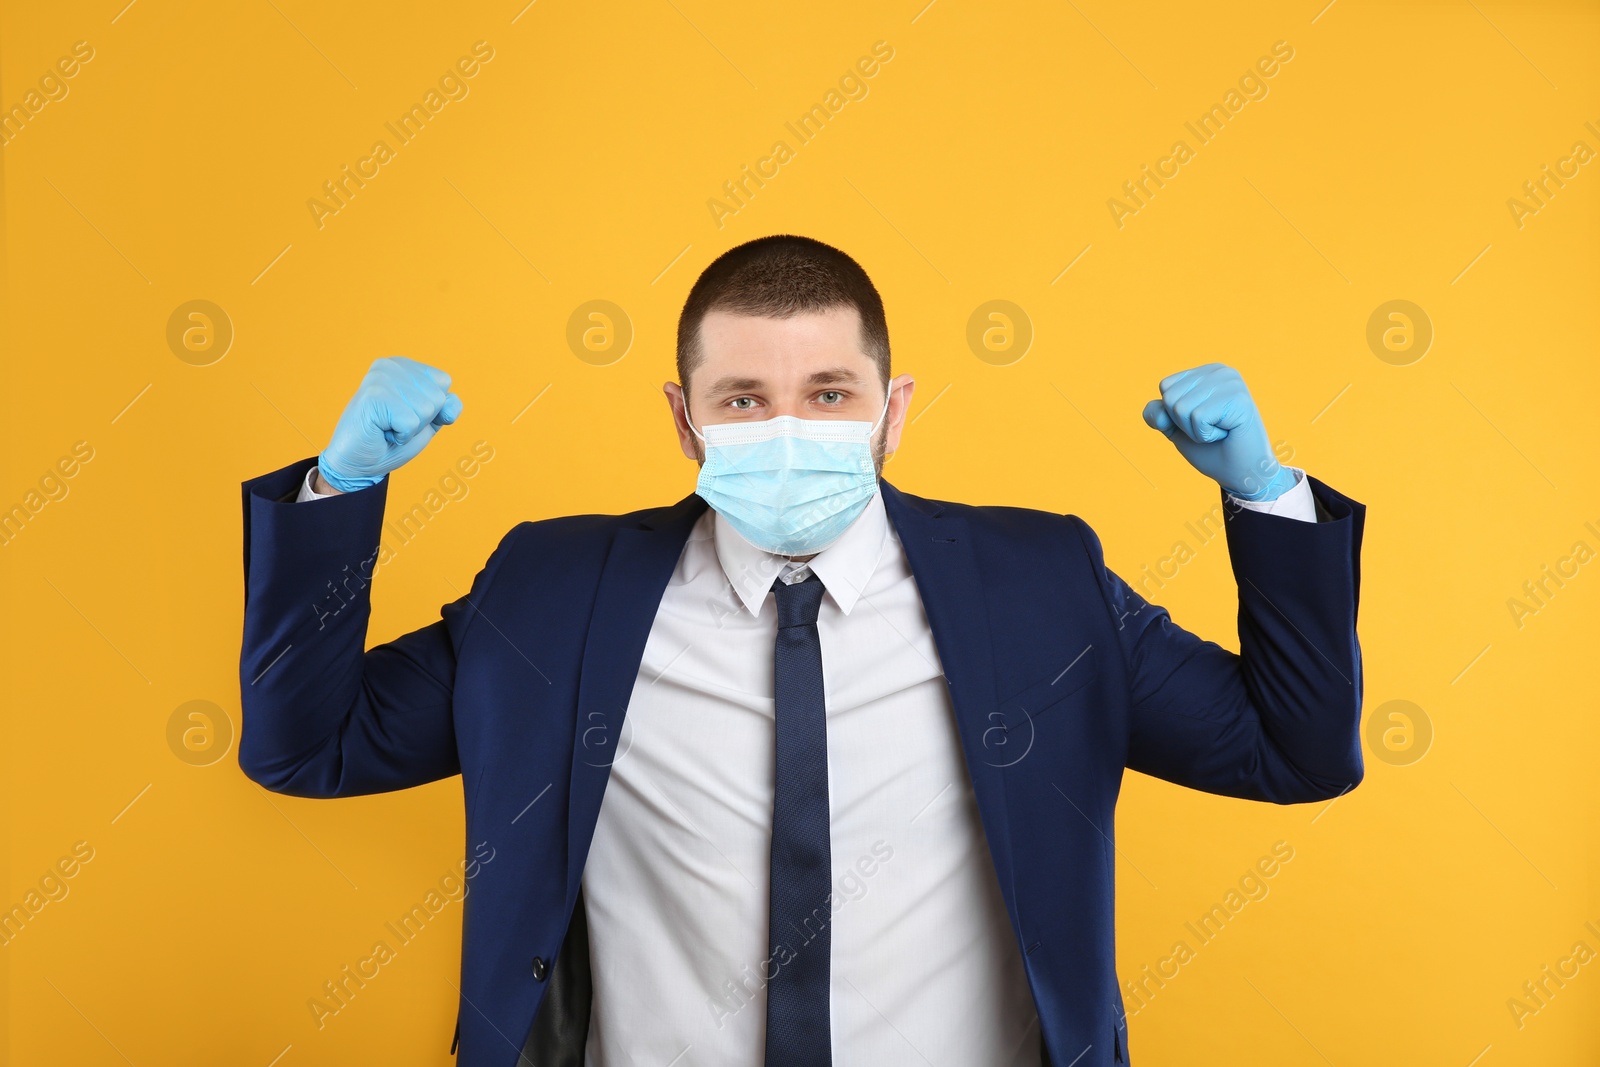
296 464 339 502
1225 467 1316 522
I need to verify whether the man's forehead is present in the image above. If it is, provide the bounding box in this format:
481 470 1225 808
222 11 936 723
695 309 871 384
698 305 862 345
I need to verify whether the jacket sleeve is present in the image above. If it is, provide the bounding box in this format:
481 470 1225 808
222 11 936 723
237 456 523 798
1072 476 1367 804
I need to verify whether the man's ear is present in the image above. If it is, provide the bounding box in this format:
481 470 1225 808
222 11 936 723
883 373 916 458
663 381 701 462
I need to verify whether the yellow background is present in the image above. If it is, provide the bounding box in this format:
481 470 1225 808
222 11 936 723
4 0 1598 1063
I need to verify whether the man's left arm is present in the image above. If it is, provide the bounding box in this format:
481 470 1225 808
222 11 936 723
1089 364 1368 803
1225 466 1320 523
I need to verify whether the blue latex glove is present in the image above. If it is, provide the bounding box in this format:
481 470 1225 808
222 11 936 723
318 356 464 493
1141 363 1295 502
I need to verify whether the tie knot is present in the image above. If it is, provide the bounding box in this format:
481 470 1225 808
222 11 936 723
771 572 825 628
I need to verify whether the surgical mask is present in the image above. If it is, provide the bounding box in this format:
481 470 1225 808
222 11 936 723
687 394 889 556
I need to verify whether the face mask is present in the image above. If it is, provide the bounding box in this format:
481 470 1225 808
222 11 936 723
687 394 890 556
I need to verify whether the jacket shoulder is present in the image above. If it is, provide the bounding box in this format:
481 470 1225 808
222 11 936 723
488 493 705 562
891 483 1096 549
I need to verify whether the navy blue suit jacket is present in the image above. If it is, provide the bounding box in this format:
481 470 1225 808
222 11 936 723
239 456 1365 1067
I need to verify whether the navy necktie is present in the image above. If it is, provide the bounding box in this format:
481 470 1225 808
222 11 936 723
765 571 832 1066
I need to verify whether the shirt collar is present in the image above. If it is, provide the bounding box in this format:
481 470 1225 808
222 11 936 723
712 486 889 618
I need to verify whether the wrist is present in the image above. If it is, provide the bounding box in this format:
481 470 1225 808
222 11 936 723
311 466 345 496
315 452 377 494
1223 463 1296 503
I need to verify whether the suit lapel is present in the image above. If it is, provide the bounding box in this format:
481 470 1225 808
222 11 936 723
878 479 1017 915
564 490 708 900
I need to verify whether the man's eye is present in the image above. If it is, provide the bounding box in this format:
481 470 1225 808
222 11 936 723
730 397 754 409
819 391 843 404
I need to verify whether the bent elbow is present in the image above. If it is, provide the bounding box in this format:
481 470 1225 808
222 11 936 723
237 749 306 796
1302 754 1364 803
237 735 345 799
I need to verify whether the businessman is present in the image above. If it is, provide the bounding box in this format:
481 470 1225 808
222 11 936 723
238 234 1365 1067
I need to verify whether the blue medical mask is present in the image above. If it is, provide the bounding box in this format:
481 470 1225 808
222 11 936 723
687 394 890 556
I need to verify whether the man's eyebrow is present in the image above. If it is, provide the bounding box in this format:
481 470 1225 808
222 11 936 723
702 367 867 396
704 375 765 396
803 366 868 387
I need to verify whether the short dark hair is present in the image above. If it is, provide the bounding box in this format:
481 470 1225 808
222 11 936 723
676 234 890 397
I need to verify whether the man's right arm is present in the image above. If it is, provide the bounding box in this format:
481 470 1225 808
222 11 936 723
240 460 525 797
238 357 485 798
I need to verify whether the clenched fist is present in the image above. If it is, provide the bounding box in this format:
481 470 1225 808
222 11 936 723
1141 364 1294 502
317 357 463 493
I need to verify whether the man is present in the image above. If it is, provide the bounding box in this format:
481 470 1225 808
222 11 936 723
239 234 1365 1067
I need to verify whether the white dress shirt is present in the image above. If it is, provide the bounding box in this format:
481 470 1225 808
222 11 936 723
296 464 1315 1064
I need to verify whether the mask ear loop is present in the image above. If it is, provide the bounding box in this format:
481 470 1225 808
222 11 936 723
868 389 891 435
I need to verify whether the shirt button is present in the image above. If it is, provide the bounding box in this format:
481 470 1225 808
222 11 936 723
531 956 549 981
